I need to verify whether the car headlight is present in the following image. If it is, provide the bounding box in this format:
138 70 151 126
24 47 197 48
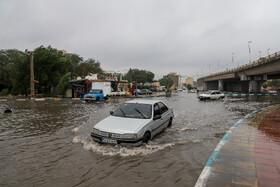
121 133 138 139
92 128 100 135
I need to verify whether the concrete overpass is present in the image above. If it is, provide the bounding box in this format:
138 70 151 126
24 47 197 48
197 51 280 93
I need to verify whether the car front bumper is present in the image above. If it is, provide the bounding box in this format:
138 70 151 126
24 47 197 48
84 97 96 101
198 96 210 100
91 132 143 147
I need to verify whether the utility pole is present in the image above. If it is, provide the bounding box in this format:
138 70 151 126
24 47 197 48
267 48 270 56
248 41 252 63
30 52 35 98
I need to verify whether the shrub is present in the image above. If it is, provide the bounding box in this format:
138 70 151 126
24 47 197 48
57 72 71 97
0 88 9 96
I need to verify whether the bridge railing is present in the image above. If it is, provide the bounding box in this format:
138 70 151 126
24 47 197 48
200 51 280 79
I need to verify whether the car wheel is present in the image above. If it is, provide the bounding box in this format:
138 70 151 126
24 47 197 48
104 96 108 100
142 132 151 144
96 97 99 101
168 118 173 127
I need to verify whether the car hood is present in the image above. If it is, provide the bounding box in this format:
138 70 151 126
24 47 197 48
199 94 209 97
94 116 151 134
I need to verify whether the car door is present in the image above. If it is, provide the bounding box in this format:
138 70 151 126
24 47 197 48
216 91 222 99
158 102 170 128
210 92 216 99
150 103 162 137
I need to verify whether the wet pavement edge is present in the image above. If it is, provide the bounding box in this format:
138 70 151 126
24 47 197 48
195 104 280 187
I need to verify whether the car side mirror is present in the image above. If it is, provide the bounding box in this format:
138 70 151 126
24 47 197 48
153 115 161 120
110 111 113 115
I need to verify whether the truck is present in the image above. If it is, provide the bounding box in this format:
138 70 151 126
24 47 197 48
84 81 111 102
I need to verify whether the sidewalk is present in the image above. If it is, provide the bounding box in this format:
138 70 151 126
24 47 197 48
195 105 280 187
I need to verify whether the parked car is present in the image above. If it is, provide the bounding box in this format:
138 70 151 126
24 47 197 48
138 89 152 95
198 90 225 100
91 100 174 146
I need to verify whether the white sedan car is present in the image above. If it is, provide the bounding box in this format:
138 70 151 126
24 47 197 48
198 90 225 100
91 100 174 146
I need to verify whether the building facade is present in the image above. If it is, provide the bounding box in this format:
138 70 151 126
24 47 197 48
166 73 181 89
185 77 194 86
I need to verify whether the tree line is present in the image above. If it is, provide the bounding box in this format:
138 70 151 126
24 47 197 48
0 45 103 96
0 45 164 97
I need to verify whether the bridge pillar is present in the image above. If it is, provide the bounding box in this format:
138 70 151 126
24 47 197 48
218 80 224 91
203 82 208 91
249 80 265 93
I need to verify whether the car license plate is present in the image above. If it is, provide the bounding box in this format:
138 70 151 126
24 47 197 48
101 138 117 144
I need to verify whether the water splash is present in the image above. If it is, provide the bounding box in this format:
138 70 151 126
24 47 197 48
73 135 175 157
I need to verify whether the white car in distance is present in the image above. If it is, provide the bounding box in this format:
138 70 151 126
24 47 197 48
91 100 174 146
198 90 225 100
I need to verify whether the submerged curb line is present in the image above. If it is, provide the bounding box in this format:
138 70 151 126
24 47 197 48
0 98 83 102
0 95 163 102
194 104 277 187
227 93 280 97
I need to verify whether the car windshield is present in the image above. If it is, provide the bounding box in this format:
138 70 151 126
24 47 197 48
205 91 212 94
112 103 152 119
89 90 101 94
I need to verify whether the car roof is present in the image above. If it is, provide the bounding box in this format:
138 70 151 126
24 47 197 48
125 99 163 105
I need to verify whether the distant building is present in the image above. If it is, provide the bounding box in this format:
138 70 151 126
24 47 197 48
59 50 67 55
85 74 98 80
185 77 194 86
193 81 197 87
165 73 181 89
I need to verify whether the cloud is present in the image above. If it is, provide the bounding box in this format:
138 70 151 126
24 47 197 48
1 0 280 79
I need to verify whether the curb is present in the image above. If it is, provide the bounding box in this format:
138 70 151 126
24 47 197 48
194 105 277 187
0 95 164 102
0 98 83 102
227 93 280 97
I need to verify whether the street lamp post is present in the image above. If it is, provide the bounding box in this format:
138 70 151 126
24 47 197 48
259 51 262 58
267 48 270 56
248 41 252 63
232 53 235 67
28 51 35 98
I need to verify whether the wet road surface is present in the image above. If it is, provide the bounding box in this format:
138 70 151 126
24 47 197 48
0 93 279 186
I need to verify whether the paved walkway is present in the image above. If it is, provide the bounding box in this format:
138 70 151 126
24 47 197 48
195 105 280 187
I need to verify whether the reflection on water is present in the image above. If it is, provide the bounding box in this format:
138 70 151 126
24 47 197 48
0 94 279 186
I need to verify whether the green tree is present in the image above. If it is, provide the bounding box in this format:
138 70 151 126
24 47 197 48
0 49 30 95
9 51 30 95
187 84 192 90
57 72 71 97
262 83 268 89
76 59 103 79
65 53 83 79
0 49 26 91
123 69 155 83
159 77 174 90
33 45 70 94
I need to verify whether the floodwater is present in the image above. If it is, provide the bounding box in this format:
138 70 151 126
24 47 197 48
0 93 279 187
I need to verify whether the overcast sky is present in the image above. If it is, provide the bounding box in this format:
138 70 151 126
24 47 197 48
1 0 280 80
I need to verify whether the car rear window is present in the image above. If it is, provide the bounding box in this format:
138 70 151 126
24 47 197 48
158 102 168 114
113 103 152 119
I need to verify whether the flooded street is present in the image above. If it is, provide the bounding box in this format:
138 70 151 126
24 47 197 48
1 93 279 187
